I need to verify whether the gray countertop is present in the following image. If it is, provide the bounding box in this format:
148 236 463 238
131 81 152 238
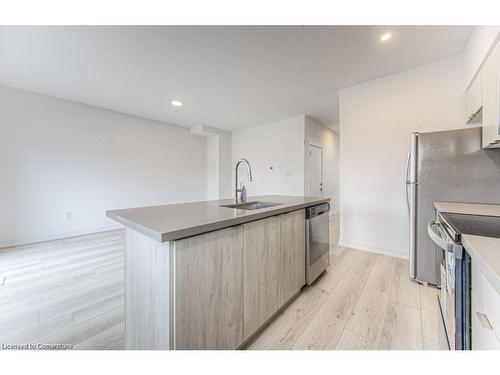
433 202 500 217
434 201 500 294
107 195 330 242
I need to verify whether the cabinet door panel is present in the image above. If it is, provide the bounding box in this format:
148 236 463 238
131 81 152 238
471 260 500 349
472 291 500 349
497 40 500 137
466 71 483 124
281 210 306 303
482 41 500 148
175 226 243 349
243 216 282 340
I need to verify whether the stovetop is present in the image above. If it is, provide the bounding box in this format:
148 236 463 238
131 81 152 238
441 212 500 239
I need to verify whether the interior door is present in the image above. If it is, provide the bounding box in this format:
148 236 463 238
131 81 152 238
309 144 323 197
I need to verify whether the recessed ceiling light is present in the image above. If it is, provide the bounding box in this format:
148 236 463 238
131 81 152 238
171 100 183 107
380 32 392 42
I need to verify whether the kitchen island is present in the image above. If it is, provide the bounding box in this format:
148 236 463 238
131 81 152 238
107 195 329 350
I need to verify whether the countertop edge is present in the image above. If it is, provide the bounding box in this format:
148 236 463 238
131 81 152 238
433 201 500 217
160 199 329 241
106 211 163 242
107 197 330 242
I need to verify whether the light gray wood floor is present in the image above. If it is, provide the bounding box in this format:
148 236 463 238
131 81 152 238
0 230 125 349
247 244 442 350
0 216 441 350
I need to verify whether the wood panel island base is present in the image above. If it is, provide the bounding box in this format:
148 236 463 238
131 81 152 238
107 195 329 349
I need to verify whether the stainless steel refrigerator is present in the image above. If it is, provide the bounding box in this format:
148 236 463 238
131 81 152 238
405 127 500 286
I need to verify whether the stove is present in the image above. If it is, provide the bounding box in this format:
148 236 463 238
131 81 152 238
428 211 500 350
440 213 500 239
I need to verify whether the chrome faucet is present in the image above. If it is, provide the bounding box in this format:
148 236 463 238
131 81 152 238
235 158 253 203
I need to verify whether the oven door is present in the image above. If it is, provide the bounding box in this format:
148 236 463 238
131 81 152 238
428 218 464 350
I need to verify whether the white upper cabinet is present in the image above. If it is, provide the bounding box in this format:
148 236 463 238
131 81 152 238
467 37 500 149
480 40 500 148
466 70 483 124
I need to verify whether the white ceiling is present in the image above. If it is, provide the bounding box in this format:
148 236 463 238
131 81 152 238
0 26 472 131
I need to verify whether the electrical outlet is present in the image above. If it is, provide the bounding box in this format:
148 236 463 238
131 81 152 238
66 211 72 220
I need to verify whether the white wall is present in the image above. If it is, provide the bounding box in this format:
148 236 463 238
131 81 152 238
464 26 500 88
218 130 232 199
231 116 305 197
0 85 207 247
339 56 465 258
191 124 232 200
206 136 220 199
304 116 340 213
231 115 340 214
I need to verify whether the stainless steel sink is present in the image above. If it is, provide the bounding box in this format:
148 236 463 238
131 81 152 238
220 201 282 210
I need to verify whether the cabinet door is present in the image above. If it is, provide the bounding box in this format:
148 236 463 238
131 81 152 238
471 261 500 350
281 209 306 303
497 40 500 138
175 226 243 349
243 216 282 340
471 260 500 350
466 71 483 124
482 41 500 148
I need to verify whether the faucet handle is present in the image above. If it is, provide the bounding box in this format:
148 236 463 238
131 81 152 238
240 184 247 202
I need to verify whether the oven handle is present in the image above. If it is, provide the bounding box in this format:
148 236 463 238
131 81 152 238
427 219 463 259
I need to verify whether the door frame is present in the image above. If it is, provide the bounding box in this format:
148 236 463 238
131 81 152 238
308 144 323 197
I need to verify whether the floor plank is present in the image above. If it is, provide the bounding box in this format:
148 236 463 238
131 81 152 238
290 251 377 349
248 285 330 349
0 311 40 339
389 259 421 309
291 272 368 349
2 313 75 345
72 292 124 325
343 254 396 348
74 322 125 350
313 249 358 292
0 268 123 310
41 307 124 348
420 285 442 350
379 301 423 349
336 328 370 350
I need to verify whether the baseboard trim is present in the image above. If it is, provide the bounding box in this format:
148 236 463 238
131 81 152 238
338 239 408 260
0 224 123 249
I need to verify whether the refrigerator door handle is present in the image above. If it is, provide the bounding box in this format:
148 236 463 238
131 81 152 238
408 133 418 281
405 149 411 213
405 148 411 182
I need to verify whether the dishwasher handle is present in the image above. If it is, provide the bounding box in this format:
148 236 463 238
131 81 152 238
306 203 330 219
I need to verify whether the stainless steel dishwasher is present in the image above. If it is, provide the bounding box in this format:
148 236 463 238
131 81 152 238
305 202 330 285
